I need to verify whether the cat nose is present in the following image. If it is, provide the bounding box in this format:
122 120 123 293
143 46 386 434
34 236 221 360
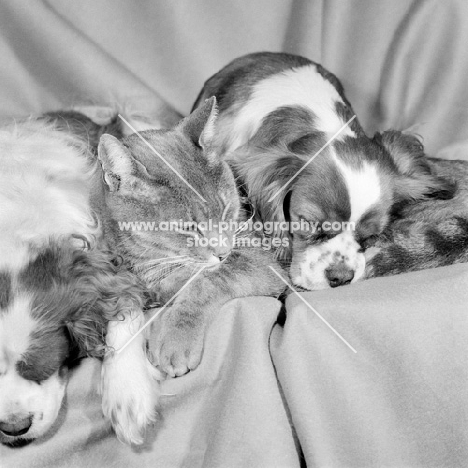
212 241 231 262
214 249 230 262
0 415 33 437
325 265 354 287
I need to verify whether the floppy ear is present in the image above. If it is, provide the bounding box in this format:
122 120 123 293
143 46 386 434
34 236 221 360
65 248 144 359
97 134 149 192
233 148 303 260
374 130 456 202
179 96 218 154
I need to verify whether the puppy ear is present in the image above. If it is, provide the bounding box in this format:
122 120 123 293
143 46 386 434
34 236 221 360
65 248 144 358
65 303 107 359
233 148 303 259
98 134 149 191
179 96 218 152
374 130 456 202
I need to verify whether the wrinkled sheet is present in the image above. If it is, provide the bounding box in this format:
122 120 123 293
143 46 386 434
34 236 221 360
1 1 468 467
3 265 468 467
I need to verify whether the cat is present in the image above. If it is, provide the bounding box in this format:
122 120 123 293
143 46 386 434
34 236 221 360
49 98 286 444
365 131 468 278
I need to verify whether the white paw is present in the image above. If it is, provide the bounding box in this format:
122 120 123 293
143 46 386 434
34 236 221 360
101 349 162 445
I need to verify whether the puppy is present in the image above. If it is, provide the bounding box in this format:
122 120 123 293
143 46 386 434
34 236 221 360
365 131 468 277
0 115 150 447
192 52 454 290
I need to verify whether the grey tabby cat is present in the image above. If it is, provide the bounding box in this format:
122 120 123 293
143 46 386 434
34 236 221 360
96 97 285 372
365 131 468 277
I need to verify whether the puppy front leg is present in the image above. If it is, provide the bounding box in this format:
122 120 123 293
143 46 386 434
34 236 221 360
101 308 161 445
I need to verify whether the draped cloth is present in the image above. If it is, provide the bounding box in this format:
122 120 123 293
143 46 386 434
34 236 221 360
1 1 468 466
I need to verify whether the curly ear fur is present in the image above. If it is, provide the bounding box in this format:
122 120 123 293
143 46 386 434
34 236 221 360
63 245 144 359
230 146 303 240
374 130 457 203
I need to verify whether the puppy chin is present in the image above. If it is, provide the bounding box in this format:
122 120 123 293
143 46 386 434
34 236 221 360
0 370 67 446
290 251 366 291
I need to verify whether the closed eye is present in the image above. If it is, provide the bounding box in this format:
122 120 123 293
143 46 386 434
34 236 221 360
182 222 197 232
358 235 378 251
292 216 317 237
174 222 203 237
16 359 58 383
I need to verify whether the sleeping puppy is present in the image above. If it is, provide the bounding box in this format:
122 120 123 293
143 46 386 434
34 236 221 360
0 115 150 447
365 131 468 277
192 52 455 290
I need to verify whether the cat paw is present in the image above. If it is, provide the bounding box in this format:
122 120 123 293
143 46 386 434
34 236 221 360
149 325 204 378
101 350 160 445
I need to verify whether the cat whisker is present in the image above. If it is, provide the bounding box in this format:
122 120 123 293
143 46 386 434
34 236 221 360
141 255 191 264
133 246 153 261
146 262 193 283
139 256 191 268
140 264 185 279
148 255 191 262
142 260 190 273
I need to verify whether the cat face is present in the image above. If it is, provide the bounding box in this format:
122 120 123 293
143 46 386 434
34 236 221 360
97 98 240 290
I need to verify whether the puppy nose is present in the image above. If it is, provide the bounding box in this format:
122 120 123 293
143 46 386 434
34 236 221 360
325 265 354 287
0 416 33 437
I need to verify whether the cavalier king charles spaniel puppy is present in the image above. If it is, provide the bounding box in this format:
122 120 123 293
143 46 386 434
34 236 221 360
0 114 157 447
192 52 455 290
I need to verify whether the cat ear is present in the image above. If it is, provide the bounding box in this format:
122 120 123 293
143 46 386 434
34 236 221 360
179 96 218 151
97 134 141 191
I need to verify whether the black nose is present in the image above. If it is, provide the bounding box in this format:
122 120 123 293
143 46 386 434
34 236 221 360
0 416 33 437
214 249 230 262
325 265 354 288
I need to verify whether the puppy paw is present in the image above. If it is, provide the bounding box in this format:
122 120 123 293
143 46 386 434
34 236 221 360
101 351 160 445
149 323 204 378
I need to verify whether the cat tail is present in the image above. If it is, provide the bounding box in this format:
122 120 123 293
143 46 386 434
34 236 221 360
365 216 468 278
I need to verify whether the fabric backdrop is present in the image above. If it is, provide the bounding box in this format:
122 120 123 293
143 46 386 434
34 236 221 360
1 1 468 467
1 0 468 158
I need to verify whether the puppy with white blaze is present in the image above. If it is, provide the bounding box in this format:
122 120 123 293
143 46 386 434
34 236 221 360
0 114 158 447
192 52 455 290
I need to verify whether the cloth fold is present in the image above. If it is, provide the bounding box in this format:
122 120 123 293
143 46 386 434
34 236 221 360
3 297 302 468
271 264 468 467
3 265 468 467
